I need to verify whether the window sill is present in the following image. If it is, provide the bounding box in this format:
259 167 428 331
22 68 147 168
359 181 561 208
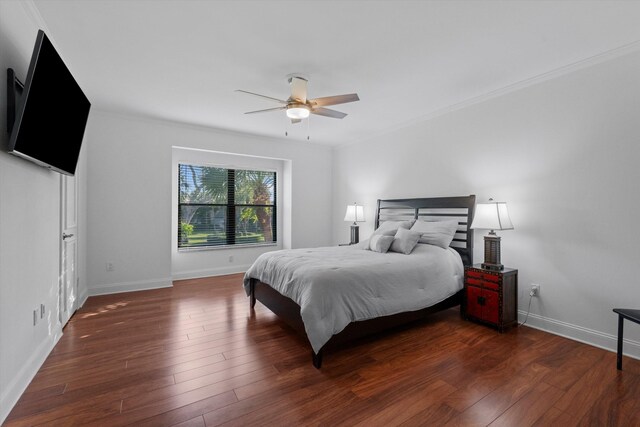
178 243 279 252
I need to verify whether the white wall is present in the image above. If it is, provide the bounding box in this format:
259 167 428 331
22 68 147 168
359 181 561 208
333 49 640 358
0 1 88 422
85 111 333 294
171 147 288 279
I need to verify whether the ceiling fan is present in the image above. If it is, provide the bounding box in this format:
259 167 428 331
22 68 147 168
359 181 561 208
236 76 359 124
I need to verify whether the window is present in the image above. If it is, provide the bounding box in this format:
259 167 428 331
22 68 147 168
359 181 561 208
178 164 276 249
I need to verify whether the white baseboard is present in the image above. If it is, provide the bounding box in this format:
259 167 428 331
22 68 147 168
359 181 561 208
518 311 640 360
88 277 173 296
172 265 251 281
0 325 62 424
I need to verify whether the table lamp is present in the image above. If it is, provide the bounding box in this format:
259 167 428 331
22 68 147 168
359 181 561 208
344 202 365 244
470 198 513 271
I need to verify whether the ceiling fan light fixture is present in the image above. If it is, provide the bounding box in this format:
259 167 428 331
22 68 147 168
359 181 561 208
286 106 310 119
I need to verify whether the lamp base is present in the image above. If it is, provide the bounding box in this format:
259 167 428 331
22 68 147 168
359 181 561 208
482 233 503 271
481 262 504 271
350 224 359 245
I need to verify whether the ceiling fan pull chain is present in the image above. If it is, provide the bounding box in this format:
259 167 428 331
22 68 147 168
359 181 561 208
285 113 289 137
307 115 311 141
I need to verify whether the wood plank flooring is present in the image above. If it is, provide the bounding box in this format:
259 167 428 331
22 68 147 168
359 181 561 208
5 273 640 426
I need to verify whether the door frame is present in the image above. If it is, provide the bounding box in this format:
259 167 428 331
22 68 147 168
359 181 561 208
59 173 78 326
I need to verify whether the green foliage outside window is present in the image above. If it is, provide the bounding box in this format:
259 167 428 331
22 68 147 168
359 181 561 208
178 164 276 248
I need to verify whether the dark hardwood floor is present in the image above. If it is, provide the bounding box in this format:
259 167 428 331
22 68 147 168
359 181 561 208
5 273 640 426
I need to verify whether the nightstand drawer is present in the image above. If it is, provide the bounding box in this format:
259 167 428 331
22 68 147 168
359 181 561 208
482 273 500 283
467 270 500 283
466 277 499 291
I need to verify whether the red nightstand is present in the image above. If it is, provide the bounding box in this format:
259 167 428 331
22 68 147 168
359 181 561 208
463 265 518 332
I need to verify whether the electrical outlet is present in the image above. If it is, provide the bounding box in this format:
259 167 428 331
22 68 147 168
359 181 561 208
106 262 115 272
228 255 234 263
530 284 540 297
40 304 45 319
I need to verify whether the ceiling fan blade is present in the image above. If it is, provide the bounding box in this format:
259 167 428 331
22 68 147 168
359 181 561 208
289 77 307 103
310 107 347 119
309 93 359 107
244 106 287 115
291 119 302 124
235 90 287 104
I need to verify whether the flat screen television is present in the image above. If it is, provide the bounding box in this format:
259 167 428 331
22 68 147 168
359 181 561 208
7 30 91 176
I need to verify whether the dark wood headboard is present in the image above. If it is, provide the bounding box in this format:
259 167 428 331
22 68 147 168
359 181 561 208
375 195 476 266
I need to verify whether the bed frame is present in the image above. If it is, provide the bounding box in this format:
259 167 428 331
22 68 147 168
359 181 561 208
248 195 476 368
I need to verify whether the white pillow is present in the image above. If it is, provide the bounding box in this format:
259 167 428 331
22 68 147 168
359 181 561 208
389 228 421 255
372 220 415 236
369 235 394 253
355 238 370 250
410 219 459 249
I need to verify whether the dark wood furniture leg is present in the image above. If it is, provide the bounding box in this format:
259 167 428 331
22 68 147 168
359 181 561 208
312 350 323 369
612 308 640 371
617 313 624 370
249 279 256 309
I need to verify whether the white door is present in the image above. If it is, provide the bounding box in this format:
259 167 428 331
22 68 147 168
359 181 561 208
60 174 78 326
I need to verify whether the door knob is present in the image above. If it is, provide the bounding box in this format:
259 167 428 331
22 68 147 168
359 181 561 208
62 233 74 240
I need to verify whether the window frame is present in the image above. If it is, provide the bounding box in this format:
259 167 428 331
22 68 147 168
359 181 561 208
177 163 277 251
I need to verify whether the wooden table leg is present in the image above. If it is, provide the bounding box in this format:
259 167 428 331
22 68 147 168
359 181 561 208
617 314 624 370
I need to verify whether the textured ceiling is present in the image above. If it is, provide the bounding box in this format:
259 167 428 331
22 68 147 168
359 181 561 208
31 0 640 145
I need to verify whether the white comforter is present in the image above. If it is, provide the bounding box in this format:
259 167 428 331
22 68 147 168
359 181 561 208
243 244 464 353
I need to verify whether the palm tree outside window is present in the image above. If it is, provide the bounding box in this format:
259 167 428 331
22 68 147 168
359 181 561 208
178 164 276 248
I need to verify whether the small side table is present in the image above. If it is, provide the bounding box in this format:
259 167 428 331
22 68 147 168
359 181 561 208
463 265 518 332
613 308 640 370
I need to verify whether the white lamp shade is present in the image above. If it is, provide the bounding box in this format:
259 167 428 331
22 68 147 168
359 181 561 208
471 201 513 231
344 204 365 222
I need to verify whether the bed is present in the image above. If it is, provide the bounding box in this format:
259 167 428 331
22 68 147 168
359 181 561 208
243 195 476 368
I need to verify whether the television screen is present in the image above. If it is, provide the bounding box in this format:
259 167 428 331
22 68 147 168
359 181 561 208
8 30 91 176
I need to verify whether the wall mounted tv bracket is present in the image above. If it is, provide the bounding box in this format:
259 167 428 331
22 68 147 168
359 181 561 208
7 68 24 135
